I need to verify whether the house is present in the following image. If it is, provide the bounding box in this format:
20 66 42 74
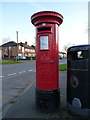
0 41 36 60
59 51 67 59
0 47 2 59
18 42 35 58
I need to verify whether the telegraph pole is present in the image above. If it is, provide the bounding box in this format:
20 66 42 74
16 31 18 61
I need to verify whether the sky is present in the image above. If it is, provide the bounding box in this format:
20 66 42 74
0 1 89 51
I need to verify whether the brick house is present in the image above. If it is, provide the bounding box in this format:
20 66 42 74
18 42 35 58
0 47 2 59
0 41 36 60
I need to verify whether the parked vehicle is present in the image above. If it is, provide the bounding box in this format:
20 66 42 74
15 56 26 60
59 56 63 59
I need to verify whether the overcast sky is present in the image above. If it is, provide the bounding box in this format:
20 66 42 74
0 1 89 51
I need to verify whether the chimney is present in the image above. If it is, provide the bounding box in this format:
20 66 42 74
25 42 28 45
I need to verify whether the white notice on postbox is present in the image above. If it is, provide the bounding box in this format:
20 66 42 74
40 36 49 50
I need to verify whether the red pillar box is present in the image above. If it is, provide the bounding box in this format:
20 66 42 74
31 11 63 112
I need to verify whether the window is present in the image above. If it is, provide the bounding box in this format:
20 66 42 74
9 46 11 50
19 46 21 50
22 47 24 52
5 48 8 51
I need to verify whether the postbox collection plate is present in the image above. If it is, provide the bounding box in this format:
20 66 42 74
40 36 49 50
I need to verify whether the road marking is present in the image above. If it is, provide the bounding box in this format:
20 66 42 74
7 73 16 76
0 76 5 78
19 71 26 74
28 70 33 72
3 69 35 78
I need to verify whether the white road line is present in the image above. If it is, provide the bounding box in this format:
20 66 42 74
0 76 5 78
33 70 36 72
19 71 26 74
7 73 16 76
28 70 33 72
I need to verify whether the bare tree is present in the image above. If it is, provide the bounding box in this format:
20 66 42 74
2 37 11 44
63 42 72 52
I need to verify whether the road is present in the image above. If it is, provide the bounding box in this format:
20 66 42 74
1 59 66 78
59 58 67 64
1 60 36 117
2 60 36 77
1 59 67 117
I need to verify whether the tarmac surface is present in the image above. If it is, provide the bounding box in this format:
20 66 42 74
2 71 87 120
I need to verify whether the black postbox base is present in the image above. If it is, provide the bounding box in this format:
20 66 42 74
36 88 60 113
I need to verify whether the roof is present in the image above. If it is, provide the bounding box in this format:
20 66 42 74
18 42 35 49
1 41 17 47
1 41 35 50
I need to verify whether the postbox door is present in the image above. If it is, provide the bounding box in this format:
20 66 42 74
36 26 59 90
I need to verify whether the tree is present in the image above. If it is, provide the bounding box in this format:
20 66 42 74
63 42 72 52
2 37 11 44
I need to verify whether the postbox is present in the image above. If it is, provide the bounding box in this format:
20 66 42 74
31 11 63 112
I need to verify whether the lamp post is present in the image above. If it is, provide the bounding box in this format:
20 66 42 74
16 31 18 61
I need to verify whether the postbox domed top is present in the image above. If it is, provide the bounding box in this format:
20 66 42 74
31 11 63 26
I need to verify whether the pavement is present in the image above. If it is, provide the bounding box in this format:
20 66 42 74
1 71 82 120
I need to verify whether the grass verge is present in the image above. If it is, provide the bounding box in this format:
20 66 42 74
9 101 16 104
0 61 22 64
59 64 67 71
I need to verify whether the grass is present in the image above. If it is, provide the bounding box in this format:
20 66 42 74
0 61 67 71
59 64 67 71
9 101 16 103
0 61 22 64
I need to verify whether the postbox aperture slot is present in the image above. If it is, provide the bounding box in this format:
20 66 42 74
38 27 51 32
40 36 49 50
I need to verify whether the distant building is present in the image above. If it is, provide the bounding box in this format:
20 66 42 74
0 47 2 59
18 42 36 58
59 51 67 59
0 41 36 60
